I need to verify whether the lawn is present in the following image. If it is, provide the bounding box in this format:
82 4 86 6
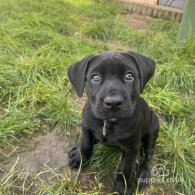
0 0 194 194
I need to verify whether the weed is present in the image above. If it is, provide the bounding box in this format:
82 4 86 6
91 144 121 177
157 121 195 195
153 63 195 94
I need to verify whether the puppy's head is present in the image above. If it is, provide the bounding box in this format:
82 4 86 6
68 51 155 120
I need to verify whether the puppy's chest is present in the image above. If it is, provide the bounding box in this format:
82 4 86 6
91 122 131 146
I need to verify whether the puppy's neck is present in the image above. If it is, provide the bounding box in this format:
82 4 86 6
103 120 115 136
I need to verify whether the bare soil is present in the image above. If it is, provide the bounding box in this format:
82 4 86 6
1 131 71 179
15 132 69 173
1 129 116 194
123 13 154 33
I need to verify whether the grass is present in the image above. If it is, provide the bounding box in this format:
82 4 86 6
157 121 195 195
0 159 103 194
0 0 194 194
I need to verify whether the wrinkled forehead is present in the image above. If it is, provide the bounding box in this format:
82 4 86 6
87 53 138 77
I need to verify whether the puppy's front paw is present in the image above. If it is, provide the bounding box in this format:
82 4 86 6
114 182 133 195
137 166 150 188
68 146 82 169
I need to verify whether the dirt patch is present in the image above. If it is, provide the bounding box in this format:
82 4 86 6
3 132 71 174
18 132 69 173
125 14 153 32
1 130 116 194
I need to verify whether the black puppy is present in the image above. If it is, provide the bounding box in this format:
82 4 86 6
67 51 159 195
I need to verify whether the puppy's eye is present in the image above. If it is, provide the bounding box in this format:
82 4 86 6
124 72 134 81
91 74 101 83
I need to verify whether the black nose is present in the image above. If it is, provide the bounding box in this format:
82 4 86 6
103 95 124 108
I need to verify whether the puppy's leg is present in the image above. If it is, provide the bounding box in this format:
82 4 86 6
115 149 139 195
68 123 95 169
138 112 159 187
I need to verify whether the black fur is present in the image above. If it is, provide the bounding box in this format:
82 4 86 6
67 51 159 195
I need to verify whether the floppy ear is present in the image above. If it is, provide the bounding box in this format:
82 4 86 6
67 55 95 97
126 51 156 92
